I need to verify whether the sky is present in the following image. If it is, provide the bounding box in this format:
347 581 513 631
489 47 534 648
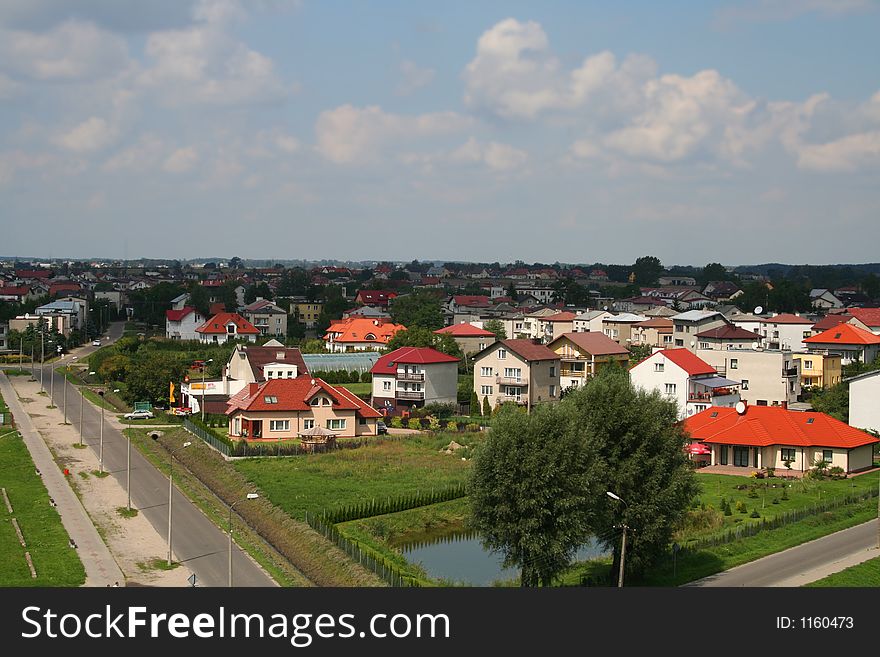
1 0 879 266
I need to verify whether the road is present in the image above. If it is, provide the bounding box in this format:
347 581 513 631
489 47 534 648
42 323 277 587
689 519 880 587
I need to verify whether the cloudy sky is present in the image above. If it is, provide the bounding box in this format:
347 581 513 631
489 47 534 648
1 0 879 266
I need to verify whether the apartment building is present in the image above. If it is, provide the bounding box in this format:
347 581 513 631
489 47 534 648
671 310 729 350
601 313 647 345
630 318 674 349
695 347 801 407
472 339 561 411
573 310 612 333
758 313 813 351
791 353 841 389
370 347 459 411
546 332 630 390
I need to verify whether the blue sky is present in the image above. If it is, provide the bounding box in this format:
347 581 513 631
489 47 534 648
1 0 879 265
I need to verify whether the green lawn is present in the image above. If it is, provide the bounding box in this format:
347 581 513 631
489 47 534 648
233 432 479 519
337 382 372 396
806 555 880 587
0 432 86 586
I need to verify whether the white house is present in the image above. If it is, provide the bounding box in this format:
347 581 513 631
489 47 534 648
758 313 813 352
370 347 459 412
165 307 206 341
848 370 880 433
695 347 801 408
195 312 260 344
573 310 612 333
629 349 741 420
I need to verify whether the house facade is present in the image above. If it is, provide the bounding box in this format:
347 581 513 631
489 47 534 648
848 370 880 433
573 310 612 333
323 317 406 352
601 313 647 345
693 325 762 351
370 347 459 411
695 347 801 408
791 353 841 389
685 404 878 474
758 313 813 351
671 310 729 350
472 339 561 411
241 298 288 337
165 307 205 340
803 323 880 365
546 332 630 390
195 312 260 344
629 349 741 420
630 318 674 348
433 323 496 356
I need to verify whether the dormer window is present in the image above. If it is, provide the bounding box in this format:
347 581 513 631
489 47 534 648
276 352 285 359
365 333 376 340
264 396 277 404
322 398 331 406
310 398 320 406
227 324 236 334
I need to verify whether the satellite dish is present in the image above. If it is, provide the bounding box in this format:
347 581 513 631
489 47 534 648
751 342 759 350
735 401 746 415
690 340 695 347
754 306 763 315
310 379 315 385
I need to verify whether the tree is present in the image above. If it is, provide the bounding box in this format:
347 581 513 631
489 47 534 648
219 281 240 312
700 262 734 286
470 390 480 416
631 256 663 286
809 382 849 422
506 282 518 302
389 291 444 330
469 403 599 586
245 282 274 304
628 344 653 364
862 273 880 300
483 319 507 341
188 283 210 319
384 326 462 359
300 339 327 353
124 351 188 405
482 395 491 417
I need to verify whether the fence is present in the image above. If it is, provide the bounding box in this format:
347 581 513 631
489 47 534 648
681 487 880 553
183 418 232 456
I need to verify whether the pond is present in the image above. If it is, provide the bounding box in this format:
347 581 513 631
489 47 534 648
398 530 609 586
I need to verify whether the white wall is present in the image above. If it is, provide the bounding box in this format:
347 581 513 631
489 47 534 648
629 353 688 419
849 372 880 433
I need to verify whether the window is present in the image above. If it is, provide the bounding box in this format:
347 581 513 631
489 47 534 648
326 418 346 430
497 348 506 360
710 411 719 418
269 420 289 432
663 335 672 344
322 397 331 406
310 398 319 406
822 449 833 462
675 339 684 347
699 342 710 350
804 360 813 370
549 365 556 377
480 385 493 396
481 367 493 377
359 417 367 425
655 363 664 372
264 396 278 404
741 379 749 390
803 331 811 339
730 359 738 370
382 380 392 391
756 399 768 406
781 448 796 462
549 385 557 397
303 419 315 430
504 367 521 379
664 383 676 395
479 342 486 351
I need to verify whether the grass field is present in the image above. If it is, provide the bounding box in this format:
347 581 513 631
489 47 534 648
0 432 86 586
805 555 880 587
233 432 479 519
337 382 372 396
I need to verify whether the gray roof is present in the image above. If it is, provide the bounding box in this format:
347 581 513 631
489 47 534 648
604 312 647 323
36 300 81 313
574 310 609 321
671 310 724 322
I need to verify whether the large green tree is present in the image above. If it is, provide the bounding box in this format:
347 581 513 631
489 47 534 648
483 319 507 341
631 256 663 286
384 326 462 359
124 351 189 405
388 291 444 330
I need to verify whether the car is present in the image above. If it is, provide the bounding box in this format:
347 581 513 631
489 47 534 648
92 340 102 346
123 410 154 420
377 420 388 435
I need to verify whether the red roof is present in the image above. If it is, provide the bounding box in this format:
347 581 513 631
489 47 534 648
657 349 717 376
226 377 380 418
542 311 577 322
236 345 309 381
804 323 880 346
811 314 851 332
761 313 812 325
196 312 260 335
684 406 879 449
0 286 31 296
847 307 880 328
371 347 459 373
323 318 406 345
166 307 197 322
550 332 629 356
489 339 560 362
356 290 398 306
453 295 491 307
15 269 51 279
695 325 761 340
434 323 495 337
49 282 81 296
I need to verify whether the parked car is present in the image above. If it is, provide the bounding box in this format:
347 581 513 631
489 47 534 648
377 420 388 435
123 410 154 420
92 340 102 346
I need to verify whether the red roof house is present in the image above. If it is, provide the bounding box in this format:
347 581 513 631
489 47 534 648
195 312 260 344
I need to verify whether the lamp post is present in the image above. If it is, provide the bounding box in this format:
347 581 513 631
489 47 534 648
229 493 259 587
81 371 95 447
50 345 61 405
97 388 119 473
126 413 133 511
63 356 77 425
201 359 214 422
155 438 192 567
39 324 45 392
606 491 629 588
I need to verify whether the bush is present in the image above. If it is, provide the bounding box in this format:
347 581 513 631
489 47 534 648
749 509 761 518
781 486 789 500
360 371 372 383
446 421 458 432
407 417 422 430
828 466 846 480
772 497 780 504
465 422 480 432
735 501 747 514
747 488 759 498
424 402 456 418
427 416 441 431
390 416 404 429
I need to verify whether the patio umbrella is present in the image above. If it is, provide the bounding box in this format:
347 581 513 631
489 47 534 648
686 442 711 455
298 426 337 437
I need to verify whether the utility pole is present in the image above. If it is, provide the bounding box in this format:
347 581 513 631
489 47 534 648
617 524 628 588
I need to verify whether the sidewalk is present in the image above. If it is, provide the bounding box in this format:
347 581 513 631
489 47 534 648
0 372 124 587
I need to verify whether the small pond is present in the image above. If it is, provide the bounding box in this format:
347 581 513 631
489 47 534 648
398 530 609 586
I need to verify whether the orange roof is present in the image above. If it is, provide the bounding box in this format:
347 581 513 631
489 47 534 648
803 323 880 346
847 307 880 328
542 311 577 322
550 332 629 356
434 323 495 337
657 349 716 376
760 313 812 325
684 406 879 449
226 377 380 418
323 317 406 344
195 312 260 335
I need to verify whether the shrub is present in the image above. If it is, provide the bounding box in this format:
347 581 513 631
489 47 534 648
360 371 372 383
781 487 789 500
735 501 747 514
446 421 458 432
482 396 491 417
427 416 441 431
390 416 404 429
424 402 456 418
747 488 759 498
765 467 776 478
721 498 732 516
828 466 846 480
465 422 480 432
772 497 779 504
407 417 422 430
749 509 761 518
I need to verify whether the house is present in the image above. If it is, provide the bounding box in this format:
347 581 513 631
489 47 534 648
846 308 880 335
693 325 762 351
226 378 381 440
629 349 741 420
433 323 496 356
791 353 842 389
35 299 86 332
658 276 697 287
94 289 123 310
671 310 729 350
0 322 7 352
448 295 492 314
472 339 561 411
170 293 190 310
9 313 71 337
547 332 630 390
370 347 459 411
323 317 406 352
226 343 309 384
684 404 878 474
810 313 852 336
195 312 260 344
612 296 662 313
631 318 674 348
589 269 609 282
810 288 844 310
643 305 678 318
513 285 556 304
702 281 742 302
848 370 880 433
537 311 577 343
573 310 612 333
601 313 648 345
729 311 765 336
0 285 36 303
165 307 206 341
355 290 398 309
342 305 390 320
758 313 813 351
695 347 801 408
803 323 880 365
240 298 288 337
289 299 325 328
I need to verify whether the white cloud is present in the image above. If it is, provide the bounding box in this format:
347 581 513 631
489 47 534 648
163 146 199 173
275 134 300 153
396 60 435 96
102 134 168 172
0 20 130 81
54 116 118 152
450 137 527 171
0 72 21 98
796 131 880 171
315 105 472 164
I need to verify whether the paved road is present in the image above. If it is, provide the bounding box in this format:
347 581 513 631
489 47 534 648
39 324 277 588
689 519 880 587
0 372 125 587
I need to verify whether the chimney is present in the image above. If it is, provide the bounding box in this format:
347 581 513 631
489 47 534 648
781 401 788 410
249 383 259 397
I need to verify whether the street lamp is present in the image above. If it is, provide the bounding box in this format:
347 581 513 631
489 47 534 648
96 388 119 473
154 437 192 567
80 371 95 447
49 345 61 406
63 356 77 425
229 493 259 587
201 359 214 422
606 491 629 588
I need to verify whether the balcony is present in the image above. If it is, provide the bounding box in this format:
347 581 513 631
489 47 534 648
560 367 587 378
396 390 425 400
396 372 425 381
496 376 528 386
688 388 735 402
497 395 527 405
782 368 798 377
